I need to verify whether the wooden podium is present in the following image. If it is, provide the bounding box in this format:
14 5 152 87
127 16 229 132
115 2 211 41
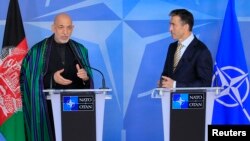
44 89 112 141
151 87 221 141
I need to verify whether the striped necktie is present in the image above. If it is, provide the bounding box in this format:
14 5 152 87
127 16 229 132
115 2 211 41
173 42 183 71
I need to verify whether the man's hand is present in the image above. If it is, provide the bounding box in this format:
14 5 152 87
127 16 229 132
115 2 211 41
160 76 174 88
53 69 72 85
76 64 89 81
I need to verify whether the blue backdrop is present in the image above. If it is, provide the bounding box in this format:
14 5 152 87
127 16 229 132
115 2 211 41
1 0 250 141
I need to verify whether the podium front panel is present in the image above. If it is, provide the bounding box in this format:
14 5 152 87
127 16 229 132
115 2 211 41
170 91 206 141
152 87 221 141
46 89 112 141
61 92 96 141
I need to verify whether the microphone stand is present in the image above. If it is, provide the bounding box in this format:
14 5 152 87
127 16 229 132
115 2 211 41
69 42 108 89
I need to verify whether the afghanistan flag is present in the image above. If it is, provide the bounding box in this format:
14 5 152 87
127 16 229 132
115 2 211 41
0 0 28 140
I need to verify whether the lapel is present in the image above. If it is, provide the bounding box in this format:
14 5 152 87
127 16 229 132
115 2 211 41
173 37 198 73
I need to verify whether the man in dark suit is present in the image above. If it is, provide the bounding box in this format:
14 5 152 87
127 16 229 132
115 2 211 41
159 9 213 88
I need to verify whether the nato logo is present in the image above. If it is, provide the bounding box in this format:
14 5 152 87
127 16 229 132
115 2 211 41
63 96 94 112
63 96 78 111
172 93 204 109
172 93 189 109
212 64 250 121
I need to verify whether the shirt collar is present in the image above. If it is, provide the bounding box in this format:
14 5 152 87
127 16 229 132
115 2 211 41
179 33 194 48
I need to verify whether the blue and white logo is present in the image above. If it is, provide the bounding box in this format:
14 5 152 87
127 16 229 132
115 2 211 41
63 96 78 111
212 65 250 121
172 93 188 109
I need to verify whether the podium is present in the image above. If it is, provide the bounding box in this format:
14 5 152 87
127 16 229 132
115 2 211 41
44 89 112 141
151 87 221 141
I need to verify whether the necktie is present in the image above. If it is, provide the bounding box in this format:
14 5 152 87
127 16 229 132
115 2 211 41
173 42 183 71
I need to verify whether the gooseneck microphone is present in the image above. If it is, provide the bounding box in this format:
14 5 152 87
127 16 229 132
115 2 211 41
70 42 108 89
82 64 108 89
159 76 163 88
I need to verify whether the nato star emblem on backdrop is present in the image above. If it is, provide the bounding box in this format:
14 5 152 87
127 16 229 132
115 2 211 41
212 65 250 120
213 65 249 107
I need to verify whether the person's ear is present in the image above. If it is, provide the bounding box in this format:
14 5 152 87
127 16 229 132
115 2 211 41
51 24 55 32
184 24 189 32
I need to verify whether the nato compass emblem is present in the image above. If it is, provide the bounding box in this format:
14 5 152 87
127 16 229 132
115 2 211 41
212 63 250 121
172 93 188 109
63 96 77 111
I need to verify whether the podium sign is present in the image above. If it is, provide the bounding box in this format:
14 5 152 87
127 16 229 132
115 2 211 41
44 89 112 141
151 87 221 141
61 91 96 141
170 90 206 141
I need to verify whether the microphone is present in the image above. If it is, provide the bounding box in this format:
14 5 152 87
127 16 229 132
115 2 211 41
69 42 108 89
50 76 53 89
82 64 108 89
158 75 163 88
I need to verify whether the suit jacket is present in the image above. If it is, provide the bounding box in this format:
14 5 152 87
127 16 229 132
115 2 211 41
162 36 213 87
